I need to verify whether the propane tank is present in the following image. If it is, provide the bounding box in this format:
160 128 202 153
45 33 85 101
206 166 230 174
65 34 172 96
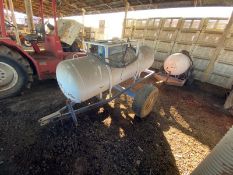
164 53 191 76
56 46 154 103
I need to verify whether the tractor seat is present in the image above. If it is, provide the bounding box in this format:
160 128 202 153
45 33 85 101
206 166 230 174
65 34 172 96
24 34 40 53
24 34 38 42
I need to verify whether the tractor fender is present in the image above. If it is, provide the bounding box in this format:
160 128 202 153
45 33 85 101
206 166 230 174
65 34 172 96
0 39 40 76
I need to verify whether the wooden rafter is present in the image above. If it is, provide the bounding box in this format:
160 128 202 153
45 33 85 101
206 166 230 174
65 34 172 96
9 0 233 17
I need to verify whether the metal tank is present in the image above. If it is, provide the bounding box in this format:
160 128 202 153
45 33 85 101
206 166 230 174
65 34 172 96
56 46 154 103
164 52 192 76
154 51 193 86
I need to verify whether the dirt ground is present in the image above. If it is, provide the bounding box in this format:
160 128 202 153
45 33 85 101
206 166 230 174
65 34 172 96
0 77 233 175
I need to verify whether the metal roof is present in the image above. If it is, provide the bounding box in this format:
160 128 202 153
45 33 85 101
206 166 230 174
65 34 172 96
12 0 233 17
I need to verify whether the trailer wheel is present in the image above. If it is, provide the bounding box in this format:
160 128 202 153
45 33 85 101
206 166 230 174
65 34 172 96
0 55 29 99
132 84 159 118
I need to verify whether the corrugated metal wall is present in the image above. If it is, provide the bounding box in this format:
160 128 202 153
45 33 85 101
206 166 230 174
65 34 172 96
123 17 233 89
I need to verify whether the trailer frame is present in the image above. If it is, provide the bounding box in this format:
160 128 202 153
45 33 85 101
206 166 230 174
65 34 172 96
38 69 155 126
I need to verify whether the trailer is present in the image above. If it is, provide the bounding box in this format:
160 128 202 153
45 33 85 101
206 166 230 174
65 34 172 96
39 40 159 125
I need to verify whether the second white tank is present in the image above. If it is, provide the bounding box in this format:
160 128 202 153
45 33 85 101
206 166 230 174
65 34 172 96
164 53 191 76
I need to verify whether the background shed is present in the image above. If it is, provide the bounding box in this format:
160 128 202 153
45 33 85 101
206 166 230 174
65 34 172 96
123 17 233 89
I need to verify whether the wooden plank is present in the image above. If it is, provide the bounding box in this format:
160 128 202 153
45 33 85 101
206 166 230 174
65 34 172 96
24 0 35 32
202 12 233 82
8 0 21 45
81 8 85 49
4 0 10 21
9 0 233 17
121 1 129 39
169 18 182 54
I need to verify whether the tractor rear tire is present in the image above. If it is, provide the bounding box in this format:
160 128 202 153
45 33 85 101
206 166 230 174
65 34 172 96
0 45 33 99
132 84 159 118
0 55 29 99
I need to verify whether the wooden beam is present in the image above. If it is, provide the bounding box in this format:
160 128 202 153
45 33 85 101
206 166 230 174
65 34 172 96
202 12 233 82
122 0 129 38
24 0 35 32
8 0 21 45
81 8 85 49
4 0 10 21
10 0 233 17
136 0 143 5
72 0 98 12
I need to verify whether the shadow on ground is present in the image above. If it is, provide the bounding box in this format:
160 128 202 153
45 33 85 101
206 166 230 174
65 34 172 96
1 78 233 175
0 80 179 175
153 81 233 149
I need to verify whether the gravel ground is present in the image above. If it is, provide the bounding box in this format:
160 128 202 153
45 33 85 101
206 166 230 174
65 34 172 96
0 78 233 175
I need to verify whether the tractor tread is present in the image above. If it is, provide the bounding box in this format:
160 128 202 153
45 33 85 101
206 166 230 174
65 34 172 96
0 45 34 89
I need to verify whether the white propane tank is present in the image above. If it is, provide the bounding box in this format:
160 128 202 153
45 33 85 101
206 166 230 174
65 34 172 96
164 53 191 76
56 46 154 103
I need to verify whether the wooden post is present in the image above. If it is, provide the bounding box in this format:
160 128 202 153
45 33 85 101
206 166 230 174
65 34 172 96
122 0 129 39
81 8 85 49
52 0 58 36
24 0 34 33
4 0 9 21
189 18 207 55
169 18 182 55
0 0 6 37
130 20 135 39
202 12 233 82
8 0 21 45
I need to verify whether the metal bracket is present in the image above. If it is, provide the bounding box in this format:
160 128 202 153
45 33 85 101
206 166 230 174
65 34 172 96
66 100 78 126
38 110 62 126
113 85 135 98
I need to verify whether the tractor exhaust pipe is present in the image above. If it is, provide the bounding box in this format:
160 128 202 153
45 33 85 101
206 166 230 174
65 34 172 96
192 126 233 175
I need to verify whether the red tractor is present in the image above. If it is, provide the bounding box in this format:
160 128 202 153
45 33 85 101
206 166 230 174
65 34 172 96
0 0 84 99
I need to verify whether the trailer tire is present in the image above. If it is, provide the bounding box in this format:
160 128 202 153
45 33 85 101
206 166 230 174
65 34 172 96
132 84 159 118
0 55 29 99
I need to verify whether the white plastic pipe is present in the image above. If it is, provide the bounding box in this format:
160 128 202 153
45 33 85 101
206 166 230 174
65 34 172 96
56 46 154 103
192 126 233 175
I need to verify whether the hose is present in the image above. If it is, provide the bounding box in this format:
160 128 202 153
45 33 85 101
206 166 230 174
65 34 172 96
90 46 138 68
